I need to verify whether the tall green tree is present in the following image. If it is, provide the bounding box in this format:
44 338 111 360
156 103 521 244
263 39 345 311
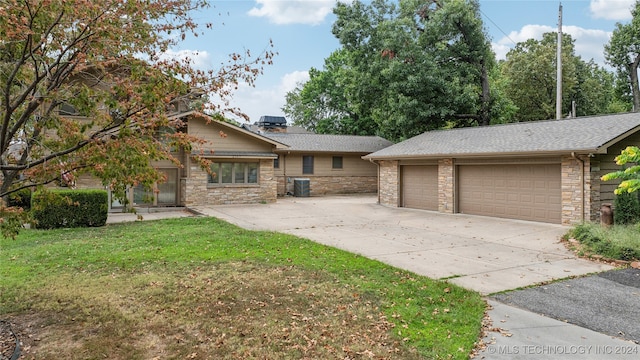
605 0 640 112
283 0 496 141
501 32 615 122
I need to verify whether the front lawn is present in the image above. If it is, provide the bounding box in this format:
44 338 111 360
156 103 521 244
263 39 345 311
0 217 485 359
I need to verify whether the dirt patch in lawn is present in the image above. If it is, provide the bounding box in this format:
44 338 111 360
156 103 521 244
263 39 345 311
6 262 423 360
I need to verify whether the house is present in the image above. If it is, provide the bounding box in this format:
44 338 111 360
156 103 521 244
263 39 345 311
364 113 640 225
265 133 393 196
113 112 290 209
242 116 394 197
75 112 392 209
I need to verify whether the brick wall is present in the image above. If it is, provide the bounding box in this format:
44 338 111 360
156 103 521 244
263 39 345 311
277 176 377 196
184 159 277 206
378 160 399 207
438 158 455 213
561 155 592 225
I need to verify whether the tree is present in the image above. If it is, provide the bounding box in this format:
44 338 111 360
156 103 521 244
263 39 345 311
500 33 577 122
605 0 640 112
0 0 274 237
501 32 617 122
283 0 496 141
602 146 640 194
283 51 376 135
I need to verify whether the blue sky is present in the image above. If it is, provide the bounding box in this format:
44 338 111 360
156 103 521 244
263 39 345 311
172 0 636 124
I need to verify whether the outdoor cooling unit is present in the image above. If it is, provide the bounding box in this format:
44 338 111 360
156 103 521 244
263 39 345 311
293 178 310 197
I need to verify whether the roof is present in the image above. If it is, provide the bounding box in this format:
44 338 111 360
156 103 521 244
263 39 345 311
264 133 394 153
364 113 640 160
241 123 313 134
173 111 289 150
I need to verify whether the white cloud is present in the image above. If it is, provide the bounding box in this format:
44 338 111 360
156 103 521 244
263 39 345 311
248 0 337 25
492 24 612 67
158 49 212 71
223 70 310 124
280 70 310 92
590 0 633 21
564 25 612 65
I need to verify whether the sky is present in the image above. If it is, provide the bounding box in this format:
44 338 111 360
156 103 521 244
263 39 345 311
173 0 637 124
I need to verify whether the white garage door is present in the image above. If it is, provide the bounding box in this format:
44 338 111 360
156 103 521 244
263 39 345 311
401 165 438 211
458 164 561 223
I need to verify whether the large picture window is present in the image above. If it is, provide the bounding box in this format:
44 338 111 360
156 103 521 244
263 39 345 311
208 162 259 185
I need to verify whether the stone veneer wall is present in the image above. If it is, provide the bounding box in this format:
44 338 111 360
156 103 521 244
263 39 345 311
561 155 592 225
378 160 399 207
438 158 454 213
184 159 277 206
277 176 377 196
588 158 601 222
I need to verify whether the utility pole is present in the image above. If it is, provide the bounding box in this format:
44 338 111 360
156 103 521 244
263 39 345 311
556 3 563 119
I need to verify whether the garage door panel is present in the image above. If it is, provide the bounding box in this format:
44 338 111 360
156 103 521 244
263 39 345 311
458 164 561 224
402 165 438 211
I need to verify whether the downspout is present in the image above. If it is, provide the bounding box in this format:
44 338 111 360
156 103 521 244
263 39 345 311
283 153 288 195
369 158 380 204
571 152 585 222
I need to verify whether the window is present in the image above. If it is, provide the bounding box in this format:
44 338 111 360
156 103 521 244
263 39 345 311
302 156 314 174
208 162 259 184
274 155 280 169
332 156 343 169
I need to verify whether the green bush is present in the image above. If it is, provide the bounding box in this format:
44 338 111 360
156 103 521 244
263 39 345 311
567 222 640 261
7 188 32 211
613 191 640 225
31 189 108 229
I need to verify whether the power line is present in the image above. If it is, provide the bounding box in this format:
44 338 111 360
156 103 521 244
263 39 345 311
479 8 518 46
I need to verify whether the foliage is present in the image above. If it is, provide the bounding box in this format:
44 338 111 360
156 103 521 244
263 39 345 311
6 187 32 211
566 222 640 261
601 146 640 194
500 32 617 122
0 217 486 359
283 0 496 141
605 0 640 112
0 0 275 237
613 191 640 225
31 189 108 229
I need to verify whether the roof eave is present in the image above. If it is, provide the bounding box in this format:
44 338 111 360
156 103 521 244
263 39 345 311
364 148 607 161
596 126 640 153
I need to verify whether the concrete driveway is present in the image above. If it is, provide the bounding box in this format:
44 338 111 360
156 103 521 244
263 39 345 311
192 194 612 295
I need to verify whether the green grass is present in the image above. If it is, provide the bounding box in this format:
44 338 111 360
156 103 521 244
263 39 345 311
565 222 640 261
0 217 485 359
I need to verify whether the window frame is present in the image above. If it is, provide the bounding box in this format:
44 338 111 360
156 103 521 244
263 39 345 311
302 155 314 175
208 161 260 186
332 156 343 170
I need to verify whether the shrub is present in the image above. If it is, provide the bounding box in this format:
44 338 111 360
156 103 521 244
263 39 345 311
613 191 640 225
31 189 108 229
7 188 33 211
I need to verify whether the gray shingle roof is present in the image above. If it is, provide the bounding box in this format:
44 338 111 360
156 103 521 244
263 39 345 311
264 133 394 153
365 113 640 159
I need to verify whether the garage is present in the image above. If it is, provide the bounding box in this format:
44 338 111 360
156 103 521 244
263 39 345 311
457 164 561 223
401 165 438 210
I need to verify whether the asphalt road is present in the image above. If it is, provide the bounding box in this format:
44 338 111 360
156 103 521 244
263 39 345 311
492 268 640 344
